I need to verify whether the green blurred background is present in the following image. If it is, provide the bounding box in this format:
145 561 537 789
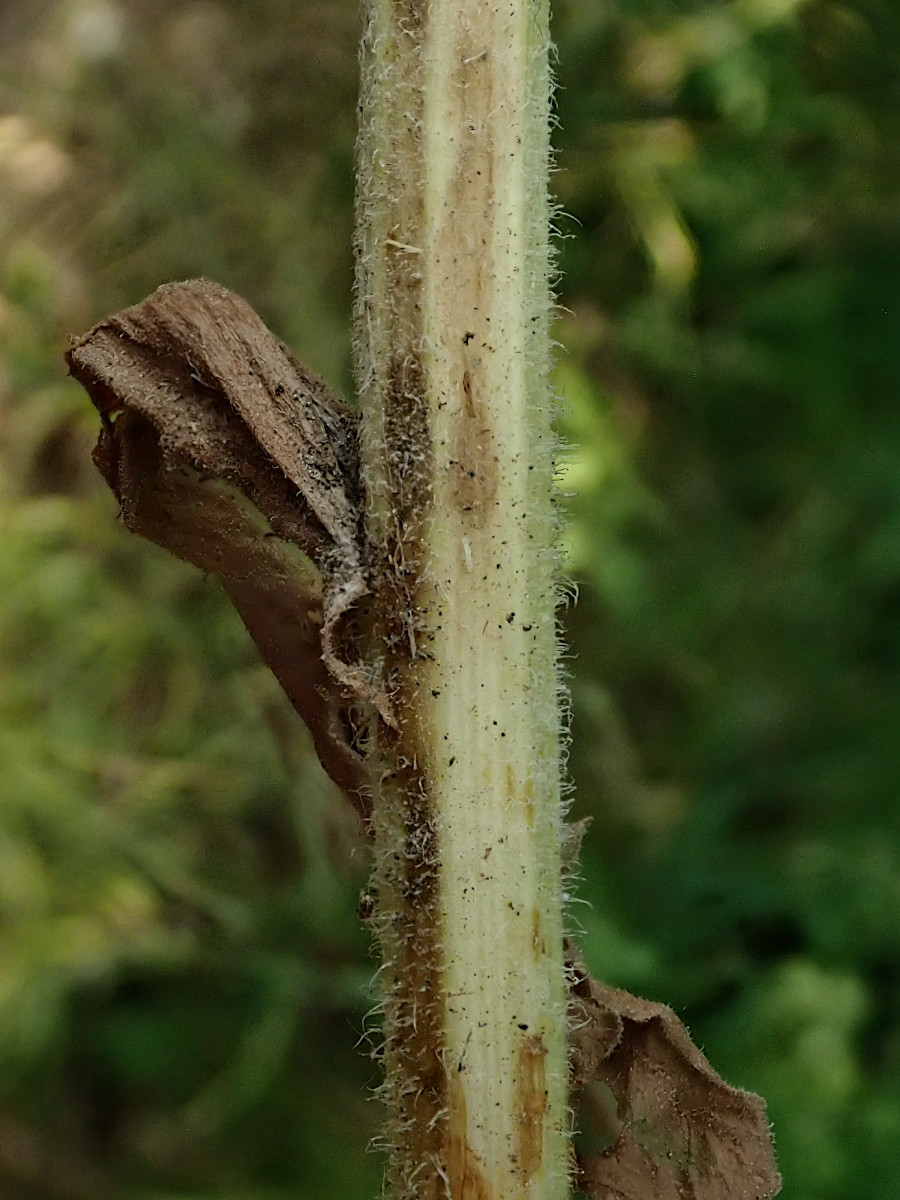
0 1 897 1197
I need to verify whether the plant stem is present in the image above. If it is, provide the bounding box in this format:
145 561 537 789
354 3 568 1197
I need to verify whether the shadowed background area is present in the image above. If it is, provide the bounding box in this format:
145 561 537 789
0 1 897 1197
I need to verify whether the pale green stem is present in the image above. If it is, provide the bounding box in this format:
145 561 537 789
354 3 568 1198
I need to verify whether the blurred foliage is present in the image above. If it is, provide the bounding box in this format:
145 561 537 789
0 0 897 1197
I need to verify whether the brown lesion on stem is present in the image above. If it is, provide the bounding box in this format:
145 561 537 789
360 73 453 1177
530 906 545 960
366 350 451 1195
516 1033 549 1185
370 745 445 1197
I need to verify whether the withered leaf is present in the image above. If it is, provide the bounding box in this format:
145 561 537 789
568 945 781 1200
65 279 385 817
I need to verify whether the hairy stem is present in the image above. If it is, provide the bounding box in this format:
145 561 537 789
354 3 568 1198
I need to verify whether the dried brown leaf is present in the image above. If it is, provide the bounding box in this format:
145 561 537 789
65 279 383 816
568 945 781 1200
